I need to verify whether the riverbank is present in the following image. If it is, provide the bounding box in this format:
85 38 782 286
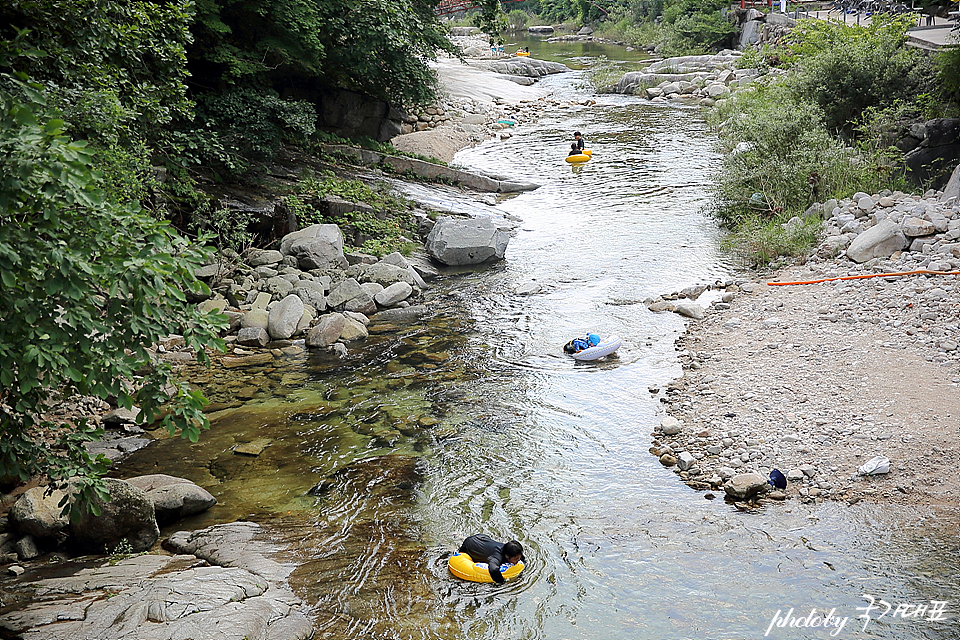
649 230 960 511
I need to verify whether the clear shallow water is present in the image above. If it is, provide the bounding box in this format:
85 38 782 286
116 44 959 640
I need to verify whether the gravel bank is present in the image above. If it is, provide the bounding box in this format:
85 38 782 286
649 203 960 511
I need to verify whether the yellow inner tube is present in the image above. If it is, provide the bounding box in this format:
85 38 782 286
565 149 592 163
448 552 525 583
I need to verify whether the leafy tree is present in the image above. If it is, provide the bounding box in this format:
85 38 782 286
0 75 226 515
935 42 960 109
660 0 737 54
0 0 194 142
190 0 459 108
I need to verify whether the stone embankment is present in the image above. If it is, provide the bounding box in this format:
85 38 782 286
645 183 960 508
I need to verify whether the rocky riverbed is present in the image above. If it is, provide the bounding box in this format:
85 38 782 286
645 187 960 511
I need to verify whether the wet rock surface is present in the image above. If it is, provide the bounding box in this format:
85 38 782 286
0 522 313 640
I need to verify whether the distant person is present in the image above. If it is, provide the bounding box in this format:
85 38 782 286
524 47 529 53
568 142 581 157
458 534 524 584
573 131 586 151
563 333 600 353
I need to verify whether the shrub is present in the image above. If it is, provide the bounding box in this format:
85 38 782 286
0 76 225 516
708 79 907 227
781 16 932 131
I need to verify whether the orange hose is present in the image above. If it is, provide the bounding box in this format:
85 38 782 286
767 269 960 286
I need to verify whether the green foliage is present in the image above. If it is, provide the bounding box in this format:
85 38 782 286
936 42 960 107
193 86 316 171
506 9 530 30
0 0 194 139
191 0 459 108
584 56 624 93
596 7 662 48
473 0 509 43
291 175 416 256
659 0 737 55
0 76 226 515
721 214 823 269
783 16 931 131
708 79 907 228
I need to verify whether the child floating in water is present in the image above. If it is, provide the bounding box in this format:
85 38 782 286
563 333 601 353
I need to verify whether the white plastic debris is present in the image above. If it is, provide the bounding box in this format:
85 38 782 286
857 456 891 476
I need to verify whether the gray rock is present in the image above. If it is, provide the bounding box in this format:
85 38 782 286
677 451 696 471
941 162 960 203
326 278 363 308
15 535 40 560
124 475 217 525
673 301 705 319
424 217 510 265
267 294 304 340
343 311 370 326
374 282 413 307
9 486 71 539
247 249 283 267
845 220 908 263
379 252 410 269
280 223 347 270
723 472 767 500
6 523 314 640
360 282 385 297
343 291 377 315
660 416 683 435
292 280 327 311
236 326 269 347
339 316 369 342
357 261 417 287
101 407 140 426
901 216 936 237
306 313 346 348
70 478 158 554
263 275 294 299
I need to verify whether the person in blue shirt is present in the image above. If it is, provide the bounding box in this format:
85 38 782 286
458 534 525 584
563 333 600 354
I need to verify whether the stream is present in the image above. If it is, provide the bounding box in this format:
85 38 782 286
115 35 959 639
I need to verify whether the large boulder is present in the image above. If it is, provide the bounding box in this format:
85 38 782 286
326 278 364 309
267 294 305 340
9 486 71 539
70 478 159 553
941 162 960 203
306 313 347 347
845 220 908 263
280 224 347 270
357 261 417 287
425 217 510 265
124 474 217 525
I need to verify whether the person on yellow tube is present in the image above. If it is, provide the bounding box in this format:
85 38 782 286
458 535 524 584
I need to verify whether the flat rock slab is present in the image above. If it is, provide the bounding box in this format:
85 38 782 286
1 523 314 640
234 438 272 456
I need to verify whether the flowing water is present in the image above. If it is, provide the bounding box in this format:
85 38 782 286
116 37 959 639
